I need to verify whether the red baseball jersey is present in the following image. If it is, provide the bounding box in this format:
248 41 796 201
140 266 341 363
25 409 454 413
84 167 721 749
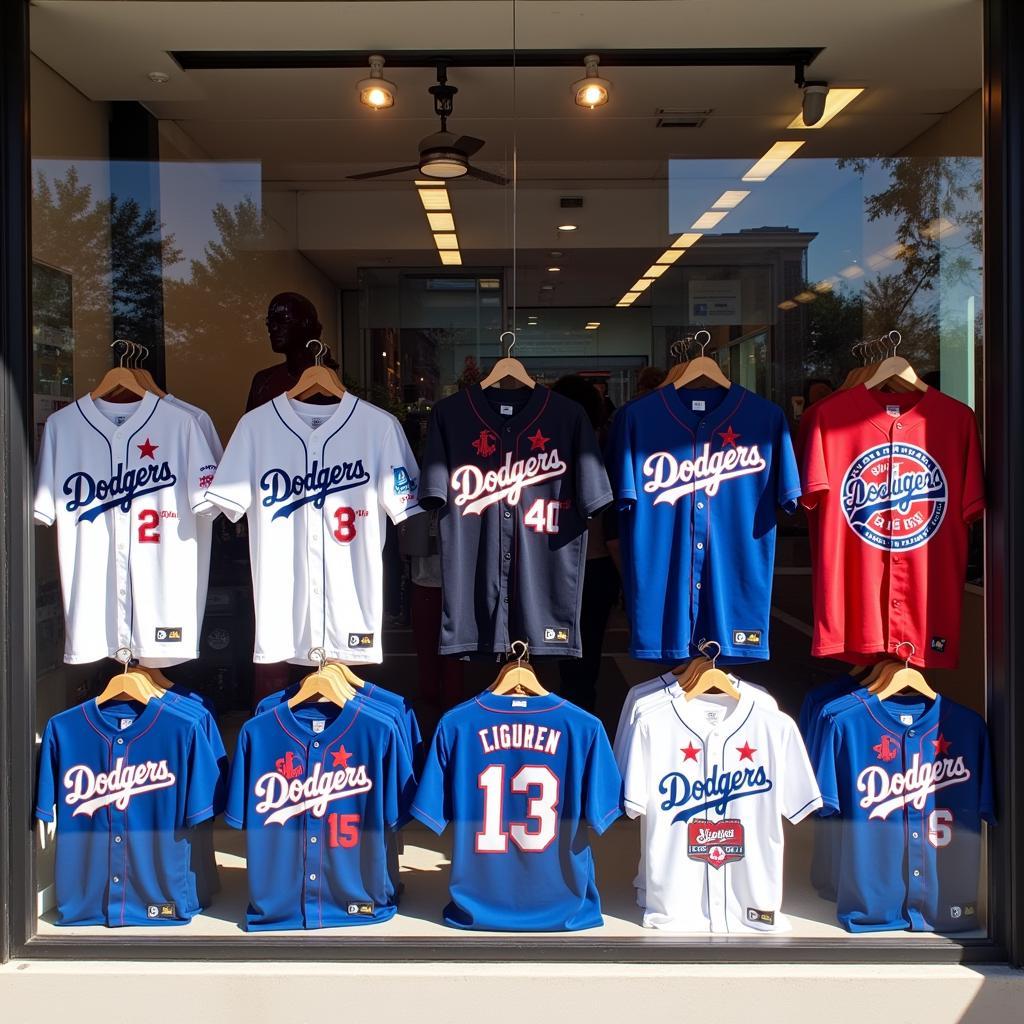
799 386 984 668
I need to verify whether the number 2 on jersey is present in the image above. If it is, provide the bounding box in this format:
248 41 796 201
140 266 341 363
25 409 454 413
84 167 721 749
475 764 560 853
138 509 160 543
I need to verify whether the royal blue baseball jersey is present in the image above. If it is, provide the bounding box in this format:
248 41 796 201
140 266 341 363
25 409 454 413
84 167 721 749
420 385 612 657
608 384 800 663
256 681 424 775
225 700 414 930
814 693 995 932
36 698 221 926
411 692 623 931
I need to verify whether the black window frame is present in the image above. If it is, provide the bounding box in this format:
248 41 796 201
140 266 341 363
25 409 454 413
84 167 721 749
1 0 1022 967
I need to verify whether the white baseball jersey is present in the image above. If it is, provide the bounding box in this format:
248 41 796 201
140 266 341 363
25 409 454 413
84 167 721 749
205 393 422 664
623 690 821 933
33 392 219 665
164 396 224 633
613 672 778 908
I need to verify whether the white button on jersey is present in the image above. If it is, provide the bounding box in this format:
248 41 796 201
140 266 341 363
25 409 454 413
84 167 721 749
205 393 422 664
33 392 219 665
623 692 822 933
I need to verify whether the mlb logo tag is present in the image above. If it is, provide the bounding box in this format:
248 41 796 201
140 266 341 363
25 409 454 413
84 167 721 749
746 907 775 926
347 902 375 916
155 626 183 642
931 636 947 652
148 903 176 919
348 633 374 648
732 629 761 647
544 626 569 643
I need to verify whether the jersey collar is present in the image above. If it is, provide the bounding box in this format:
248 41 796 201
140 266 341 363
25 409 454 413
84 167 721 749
854 384 935 438
869 692 941 735
78 390 159 438
273 392 355 439
473 692 566 715
662 382 742 434
273 699 358 747
670 686 754 740
466 383 548 436
85 697 164 740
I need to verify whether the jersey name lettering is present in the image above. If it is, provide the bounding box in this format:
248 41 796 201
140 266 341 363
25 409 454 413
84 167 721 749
254 761 373 824
451 449 568 515
260 460 371 520
63 757 176 816
857 752 971 820
642 444 767 506
63 462 177 523
477 723 562 755
659 763 773 823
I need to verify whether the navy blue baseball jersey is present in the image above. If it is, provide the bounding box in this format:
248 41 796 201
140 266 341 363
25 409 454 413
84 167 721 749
814 693 995 932
411 692 623 931
420 385 612 657
256 681 424 775
225 701 414 930
608 384 800 663
36 698 221 926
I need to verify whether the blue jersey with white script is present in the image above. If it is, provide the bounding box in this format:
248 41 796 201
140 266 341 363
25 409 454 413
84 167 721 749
411 693 623 931
35 698 220 927
226 701 414 931
607 384 800 663
814 693 995 932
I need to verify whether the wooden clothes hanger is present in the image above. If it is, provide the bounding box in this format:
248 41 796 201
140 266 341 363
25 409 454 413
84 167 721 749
287 648 352 708
96 648 162 705
661 338 691 388
490 640 548 696
288 340 346 401
479 331 535 390
129 341 167 398
683 641 741 701
325 660 365 690
91 339 149 400
674 330 731 391
863 330 928 393
873 643 938 702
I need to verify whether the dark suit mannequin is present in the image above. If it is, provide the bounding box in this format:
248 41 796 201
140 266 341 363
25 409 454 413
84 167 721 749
246 292 334 411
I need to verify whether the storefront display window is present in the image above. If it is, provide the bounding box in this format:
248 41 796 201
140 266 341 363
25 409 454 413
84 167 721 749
3 0 1021 965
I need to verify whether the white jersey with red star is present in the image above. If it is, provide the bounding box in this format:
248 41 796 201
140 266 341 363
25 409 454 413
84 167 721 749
33 392 219 665
623 690 821 932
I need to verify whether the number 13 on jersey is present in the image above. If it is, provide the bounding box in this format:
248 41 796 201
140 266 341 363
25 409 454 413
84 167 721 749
475 764 560 853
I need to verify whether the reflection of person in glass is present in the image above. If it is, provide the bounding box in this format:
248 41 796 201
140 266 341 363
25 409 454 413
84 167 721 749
246 292 335 411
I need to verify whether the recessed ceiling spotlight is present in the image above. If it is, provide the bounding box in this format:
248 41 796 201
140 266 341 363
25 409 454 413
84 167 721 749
547 266 561 273
357 54 396 110
557 224 578 232
551 251 563 258
572 54 612 109
800 83 829 127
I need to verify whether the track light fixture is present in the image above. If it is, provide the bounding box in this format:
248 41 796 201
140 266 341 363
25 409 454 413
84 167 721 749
357 54 396 110
572 54 611 109
801 82 829 127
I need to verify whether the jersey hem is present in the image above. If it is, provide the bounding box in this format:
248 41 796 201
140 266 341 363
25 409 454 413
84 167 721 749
390 503 425 525
629 646 770 663
33 509 55 526
811 639 959 668
786 795 824 824
438 642 583 658
63 649 201 665
204 489 246 522
252 651 385 665
409 805 446 835
590 804 624 835
582 490 614 518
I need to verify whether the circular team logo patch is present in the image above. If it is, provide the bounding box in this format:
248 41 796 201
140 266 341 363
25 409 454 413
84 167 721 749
841 443 947 551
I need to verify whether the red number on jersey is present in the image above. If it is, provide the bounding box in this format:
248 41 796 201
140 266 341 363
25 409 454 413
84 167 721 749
138 509 160 543
333 507 357 543
327 812 360 849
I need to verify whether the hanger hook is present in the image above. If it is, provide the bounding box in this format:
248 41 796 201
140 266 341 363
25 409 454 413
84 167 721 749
697 638 721 668
694 329 711 355
894 640 915 668
115 646 133 675
112 338 131 368
305 338 326 366
888 329 902 356
139 343 150 368
499 330 517 359
308 646 327 670
670 339 683 362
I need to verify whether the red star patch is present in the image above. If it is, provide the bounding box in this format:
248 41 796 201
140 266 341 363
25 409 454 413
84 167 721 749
137 437 159 459
718 425 741 448
736 741 757 762
528 428 550 451
680 742 701 762
931 733 952 756
331 746 352 769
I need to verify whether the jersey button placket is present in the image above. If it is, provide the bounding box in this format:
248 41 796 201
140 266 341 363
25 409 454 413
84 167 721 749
497 441 514 644
307 467 325 654
690 433 709 644
705 732 728 932
302 742 319 925
114 434 132 650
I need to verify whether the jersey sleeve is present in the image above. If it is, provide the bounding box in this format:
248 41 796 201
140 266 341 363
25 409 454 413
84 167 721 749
224 725 251 829
204 419 253 523
812 715 842 816
798 404 829 511
181 724 221 828
779 717 824 823
388 726 417 830
33 418 58 526
575 410 613 518
409 722 451 834
962 414 986 524
622 718 650 819
185 415 220 516
195 409 225 462
378 418 423 524
35 719 58 822
606 405 637 506
611 690 639 770
774 413 802 513
582 724 624 834
199 715 230 815
418 408 448 511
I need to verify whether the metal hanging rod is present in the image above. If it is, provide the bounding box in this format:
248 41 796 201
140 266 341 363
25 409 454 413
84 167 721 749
171 47 823 72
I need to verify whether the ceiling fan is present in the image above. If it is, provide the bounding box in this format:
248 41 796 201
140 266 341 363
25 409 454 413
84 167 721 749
348 64 509 186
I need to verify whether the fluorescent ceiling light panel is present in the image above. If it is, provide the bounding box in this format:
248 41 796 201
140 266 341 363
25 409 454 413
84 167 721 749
426 212 455 232
787 88 864 129
712 190 750 209
794 291 817 304
672 232 703 248
418 188 451 211
439 250 462 265
742 141 805 182
643 264 669 279
631 278 654 293
656 249 684 265
415 179 446 187
615 301 631 307
778 300 798 310
691 210 728 230
433 233 460 251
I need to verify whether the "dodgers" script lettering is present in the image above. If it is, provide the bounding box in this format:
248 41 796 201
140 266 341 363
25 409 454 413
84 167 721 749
451 449 567 515
857 752 971 820
659 764 773 823
64 757 177 817
255 761 373 825
64 462 177 523
260 459 371 520
643 444 766 506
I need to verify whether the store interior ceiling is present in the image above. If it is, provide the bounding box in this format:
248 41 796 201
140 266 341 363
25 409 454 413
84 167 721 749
30 1 983 304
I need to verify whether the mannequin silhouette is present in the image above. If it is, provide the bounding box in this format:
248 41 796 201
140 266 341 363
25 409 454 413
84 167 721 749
245 292 337 411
